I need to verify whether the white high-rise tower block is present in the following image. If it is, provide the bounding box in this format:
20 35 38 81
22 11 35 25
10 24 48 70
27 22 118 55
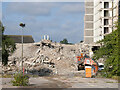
84 0 119 44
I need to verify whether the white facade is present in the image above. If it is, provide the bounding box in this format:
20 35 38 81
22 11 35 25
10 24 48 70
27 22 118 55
94 0 119 42
84 0 119 44
84 0 94 44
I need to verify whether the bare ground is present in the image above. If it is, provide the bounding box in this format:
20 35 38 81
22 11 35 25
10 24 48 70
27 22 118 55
1 75 118 88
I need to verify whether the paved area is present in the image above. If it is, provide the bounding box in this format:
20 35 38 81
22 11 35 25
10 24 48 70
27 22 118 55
1 76 119 88
45 76 118 88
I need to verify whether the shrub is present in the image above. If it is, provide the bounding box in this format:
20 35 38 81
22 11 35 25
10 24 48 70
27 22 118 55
11 72 29 86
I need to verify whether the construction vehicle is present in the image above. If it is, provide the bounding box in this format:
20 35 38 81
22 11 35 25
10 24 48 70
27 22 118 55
76 53 84 70
76 53 98 78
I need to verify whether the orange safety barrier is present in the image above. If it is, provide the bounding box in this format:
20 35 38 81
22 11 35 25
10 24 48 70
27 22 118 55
85 66 92 78
84 58 98 77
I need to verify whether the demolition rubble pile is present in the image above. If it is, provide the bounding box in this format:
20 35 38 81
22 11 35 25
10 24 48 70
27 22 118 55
2 40 90 76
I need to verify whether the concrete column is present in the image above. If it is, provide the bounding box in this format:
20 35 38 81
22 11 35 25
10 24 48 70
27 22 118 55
44 35 46 40
47 35 49 40
89 46 93 58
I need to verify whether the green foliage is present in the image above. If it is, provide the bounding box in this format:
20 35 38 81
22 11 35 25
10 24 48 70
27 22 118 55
60 38 68 44
11 73 29 86
0 21 5 34
0 21 16 65
93 22 120 77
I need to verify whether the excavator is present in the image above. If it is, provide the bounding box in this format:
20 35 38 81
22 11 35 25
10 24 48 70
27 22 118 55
76 53 98 78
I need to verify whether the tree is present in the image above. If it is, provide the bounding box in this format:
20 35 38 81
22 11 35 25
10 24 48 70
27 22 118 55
93 22 120 77
60 38 68 44
0 21 16 65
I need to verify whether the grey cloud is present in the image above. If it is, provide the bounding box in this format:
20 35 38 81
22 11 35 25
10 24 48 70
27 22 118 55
23 16 37 22
6 2 58 16
49 21 84 43
60 3 84 14
4 19 84 43
4 22 21 35
3 2 84 43
28 20 83 43
6 2 85 16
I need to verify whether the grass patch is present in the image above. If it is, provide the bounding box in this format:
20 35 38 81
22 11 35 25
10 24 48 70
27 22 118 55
11 73 29 86
106 81 114 83
111 76 120 83
27 74 39 78
112 76 120 80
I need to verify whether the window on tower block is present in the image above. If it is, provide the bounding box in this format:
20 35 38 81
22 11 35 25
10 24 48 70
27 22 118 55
104 27 109 34
104 10 109 17
104 19 109 25
104 2 109 8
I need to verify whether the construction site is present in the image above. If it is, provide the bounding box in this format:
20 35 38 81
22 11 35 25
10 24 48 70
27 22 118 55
2 39 92 76
1 39 118 88
1 0 119 88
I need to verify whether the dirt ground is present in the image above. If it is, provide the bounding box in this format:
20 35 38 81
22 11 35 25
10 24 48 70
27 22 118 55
1 75 118 88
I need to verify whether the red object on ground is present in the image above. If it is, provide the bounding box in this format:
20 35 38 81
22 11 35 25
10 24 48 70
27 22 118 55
23 67 24 76
77 56 81 61
76 53 83 62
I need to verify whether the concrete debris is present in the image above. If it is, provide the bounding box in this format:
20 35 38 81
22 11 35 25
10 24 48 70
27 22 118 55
2 40 91 75
57 57 61 61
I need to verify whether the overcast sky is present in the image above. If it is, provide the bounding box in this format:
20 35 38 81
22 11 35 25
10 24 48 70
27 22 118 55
2 2 84 43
